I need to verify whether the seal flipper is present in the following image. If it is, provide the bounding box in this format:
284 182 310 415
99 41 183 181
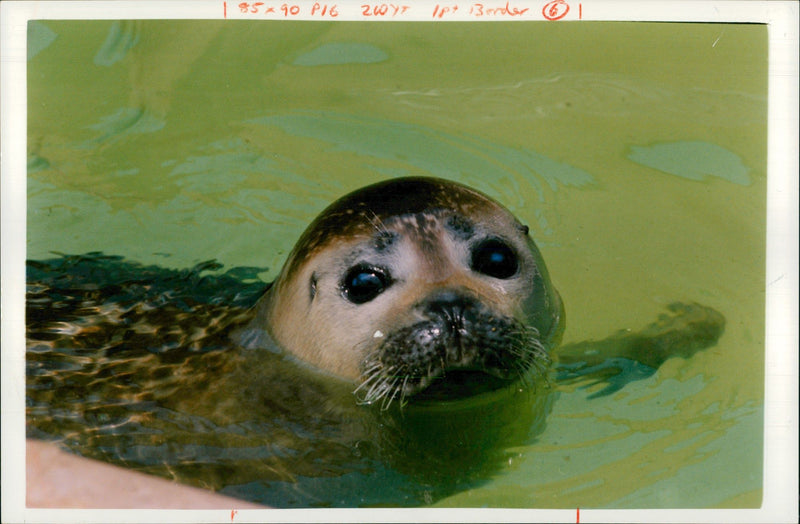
555 302 725 397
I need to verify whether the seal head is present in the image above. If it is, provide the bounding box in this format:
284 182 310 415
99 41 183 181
238 177 563 406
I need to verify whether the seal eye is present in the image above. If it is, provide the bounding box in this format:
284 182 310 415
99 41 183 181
471 238 519 279
342 264 390 304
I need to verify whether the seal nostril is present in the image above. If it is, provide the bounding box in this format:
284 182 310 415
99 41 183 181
422 290 477 332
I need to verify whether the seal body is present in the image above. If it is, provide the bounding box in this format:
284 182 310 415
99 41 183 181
236 177 563 406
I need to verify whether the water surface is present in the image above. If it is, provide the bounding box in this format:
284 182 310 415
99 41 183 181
26 20 767 508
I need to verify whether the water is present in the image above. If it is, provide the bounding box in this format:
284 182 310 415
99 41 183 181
26 20 767 508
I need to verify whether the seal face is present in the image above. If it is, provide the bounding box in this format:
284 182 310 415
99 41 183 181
237 177 563 407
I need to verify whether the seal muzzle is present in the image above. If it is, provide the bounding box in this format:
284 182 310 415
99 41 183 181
357 289 550 408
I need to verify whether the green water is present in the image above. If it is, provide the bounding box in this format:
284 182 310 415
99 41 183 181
27 20 766 508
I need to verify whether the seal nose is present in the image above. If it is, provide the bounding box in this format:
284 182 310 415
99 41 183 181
421 289 478 330
424 289 472 311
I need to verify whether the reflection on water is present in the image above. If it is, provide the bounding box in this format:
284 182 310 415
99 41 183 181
248 110 595 220
93 20 140 67
627 141 751 186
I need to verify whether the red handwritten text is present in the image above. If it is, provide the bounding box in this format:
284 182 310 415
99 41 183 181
229 1 582 20
310 2 338 16
239 2 268 13
277 3 299 15
361 4 410 17
432 4 459 18
542 0 569 20
469 2 529 17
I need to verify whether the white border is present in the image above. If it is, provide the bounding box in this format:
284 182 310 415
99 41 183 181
2 2 797 523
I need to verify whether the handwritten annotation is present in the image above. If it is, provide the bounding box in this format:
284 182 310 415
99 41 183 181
226 1 582 20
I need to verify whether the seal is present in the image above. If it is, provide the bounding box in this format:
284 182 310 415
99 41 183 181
235 177 564 407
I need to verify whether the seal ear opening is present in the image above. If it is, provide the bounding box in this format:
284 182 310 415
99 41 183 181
309 272 318 301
